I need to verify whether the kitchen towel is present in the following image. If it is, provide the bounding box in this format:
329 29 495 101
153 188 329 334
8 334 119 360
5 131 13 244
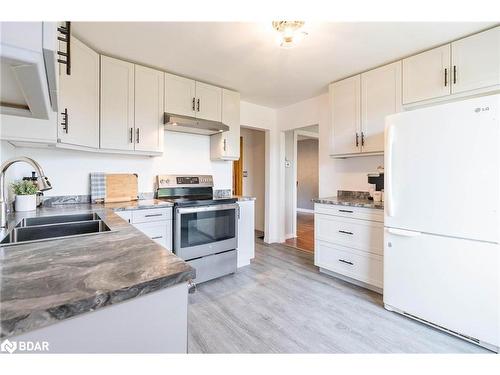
90 172 106 203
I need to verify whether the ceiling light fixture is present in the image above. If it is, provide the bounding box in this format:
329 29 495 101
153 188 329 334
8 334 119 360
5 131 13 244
272 21 307 48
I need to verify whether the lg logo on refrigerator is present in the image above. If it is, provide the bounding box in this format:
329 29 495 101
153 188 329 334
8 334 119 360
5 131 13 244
474 107 490 113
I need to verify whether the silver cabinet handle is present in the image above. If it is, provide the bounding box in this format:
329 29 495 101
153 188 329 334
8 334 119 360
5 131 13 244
453 65 457 84
192 97 195 111
136 128 140 143
145 213 163 217
339 209 353 213
151 236 163 239
355 132 359 147
223 138 227 151
197 98 200 112
361 131 365 147
188 279 197 294
444 68 448 87
129 128 134 143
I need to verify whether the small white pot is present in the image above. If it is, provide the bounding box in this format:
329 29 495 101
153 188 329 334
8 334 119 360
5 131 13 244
15 194 37 212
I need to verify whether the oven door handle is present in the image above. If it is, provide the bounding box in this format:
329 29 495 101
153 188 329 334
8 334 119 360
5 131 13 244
176 203 239 215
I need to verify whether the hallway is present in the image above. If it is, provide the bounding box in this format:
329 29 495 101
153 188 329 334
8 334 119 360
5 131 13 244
285 212 315 252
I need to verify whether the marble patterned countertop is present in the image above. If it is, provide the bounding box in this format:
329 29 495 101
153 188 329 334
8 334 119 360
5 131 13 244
0 200 194 339
313 191 384 210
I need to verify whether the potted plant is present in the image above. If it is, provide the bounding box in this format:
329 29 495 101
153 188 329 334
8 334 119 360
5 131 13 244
11 180 38 212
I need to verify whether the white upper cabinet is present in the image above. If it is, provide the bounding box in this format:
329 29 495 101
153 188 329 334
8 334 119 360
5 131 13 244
195 81 222 122
164 73 196 118
361 61 402 153
58 37 99 148
134 64 164 153
164 73 222 122
451 26 500 94
402 44 451 105
210 89 240 160
330 75 361 156
100 56 135 151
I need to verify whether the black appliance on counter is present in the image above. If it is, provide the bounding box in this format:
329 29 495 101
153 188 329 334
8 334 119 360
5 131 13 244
156 175 238 284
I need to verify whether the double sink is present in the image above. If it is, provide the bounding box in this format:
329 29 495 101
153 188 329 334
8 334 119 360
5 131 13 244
1 213 111 246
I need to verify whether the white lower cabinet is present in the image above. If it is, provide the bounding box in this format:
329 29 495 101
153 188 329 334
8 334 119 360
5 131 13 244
115 207 172 251
314 203 384 291
236 200 255 267
134 221 171 249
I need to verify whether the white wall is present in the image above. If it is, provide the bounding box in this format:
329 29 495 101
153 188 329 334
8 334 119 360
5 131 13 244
277 93 383 196
240 127 265 232
0 131 232 196
276 93 384 242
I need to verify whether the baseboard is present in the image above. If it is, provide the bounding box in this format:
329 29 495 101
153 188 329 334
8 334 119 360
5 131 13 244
285 233 296 240
296 208 314 213
319 267 383 294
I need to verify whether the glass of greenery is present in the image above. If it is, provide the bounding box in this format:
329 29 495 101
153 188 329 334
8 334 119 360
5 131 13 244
11 180 38 211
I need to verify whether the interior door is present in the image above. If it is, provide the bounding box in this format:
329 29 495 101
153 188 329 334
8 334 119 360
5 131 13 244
195 81 222 122
330 75 361 155
134 65 163 152
58 37 99 148
100 56 135 151
402 44 451 104
164 72 196 118
385 94 499 243
451 26 500 94
384 228 499 346
361 61 401 153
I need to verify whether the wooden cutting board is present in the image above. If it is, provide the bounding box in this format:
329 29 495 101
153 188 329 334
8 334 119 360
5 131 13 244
105 174 138 203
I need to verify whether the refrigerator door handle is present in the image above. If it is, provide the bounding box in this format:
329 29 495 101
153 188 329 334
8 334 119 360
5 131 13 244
387 228 422 237
385 124 395 217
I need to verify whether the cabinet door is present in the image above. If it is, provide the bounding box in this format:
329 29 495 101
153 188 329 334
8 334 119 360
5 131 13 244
451 26 500 94
134 65 164 153
133 221 170 250
58 37 99 148
195 81 222 122
330 75 361 156
210 89 240 160
402 44 451 104
100 56 134 151
164 72 196 117
361 61 402 153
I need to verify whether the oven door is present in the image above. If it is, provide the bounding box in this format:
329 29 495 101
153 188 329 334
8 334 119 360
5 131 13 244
174 203 238 260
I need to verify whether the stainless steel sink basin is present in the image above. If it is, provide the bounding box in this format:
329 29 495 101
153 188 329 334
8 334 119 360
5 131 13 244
1 219 111 245
16 213 101 228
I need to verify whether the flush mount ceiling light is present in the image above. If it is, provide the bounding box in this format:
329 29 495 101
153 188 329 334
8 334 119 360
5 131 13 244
272 21 308 48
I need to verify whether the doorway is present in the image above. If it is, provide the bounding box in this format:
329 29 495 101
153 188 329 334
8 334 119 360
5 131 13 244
233 127 266 239
283 125 319 252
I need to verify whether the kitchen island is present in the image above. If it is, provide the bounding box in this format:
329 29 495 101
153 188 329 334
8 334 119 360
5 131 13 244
0 200 195 353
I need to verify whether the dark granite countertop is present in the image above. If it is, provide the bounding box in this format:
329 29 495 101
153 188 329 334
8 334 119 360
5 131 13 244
0 200 194 339
313 190 384 210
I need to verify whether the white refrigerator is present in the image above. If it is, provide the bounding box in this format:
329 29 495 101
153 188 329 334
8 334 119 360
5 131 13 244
384 94 499 352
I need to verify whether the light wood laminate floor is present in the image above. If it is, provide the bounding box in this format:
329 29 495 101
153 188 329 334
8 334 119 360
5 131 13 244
187 239 488 353
285 212 315 252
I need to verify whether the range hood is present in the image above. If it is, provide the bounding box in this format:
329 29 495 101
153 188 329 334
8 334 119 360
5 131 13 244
163 113 229 136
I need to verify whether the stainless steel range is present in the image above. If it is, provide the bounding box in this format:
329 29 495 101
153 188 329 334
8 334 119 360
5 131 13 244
156 175 238 283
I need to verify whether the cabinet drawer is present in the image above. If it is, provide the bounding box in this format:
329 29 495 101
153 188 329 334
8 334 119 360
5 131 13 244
314 203 383 222
315 240 383 288
131 208 172 223
133 221 172 250
315 214 384 255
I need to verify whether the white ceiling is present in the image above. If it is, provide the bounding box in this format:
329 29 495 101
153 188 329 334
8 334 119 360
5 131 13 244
72 22 496 108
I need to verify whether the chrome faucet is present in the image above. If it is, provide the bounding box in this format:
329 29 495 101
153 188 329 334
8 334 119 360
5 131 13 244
0 157 52 228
